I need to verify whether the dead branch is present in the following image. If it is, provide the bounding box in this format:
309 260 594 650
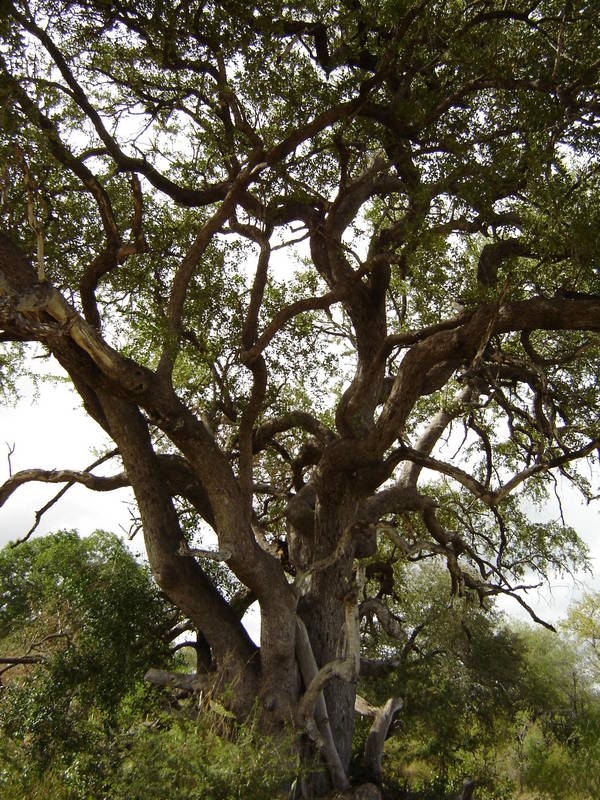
362 696 404 784
144 667 207 692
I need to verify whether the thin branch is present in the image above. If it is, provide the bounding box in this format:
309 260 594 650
158 161 268 378
6 441 15 477
10 8 232 208
495 437 600 502
0 464 126 506
14 148 45 280
253 410 335 452
382 313 471 356
6 449 120 546
244 289 343 359
360 597 405 639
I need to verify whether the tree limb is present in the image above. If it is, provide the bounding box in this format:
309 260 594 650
362 696 404 784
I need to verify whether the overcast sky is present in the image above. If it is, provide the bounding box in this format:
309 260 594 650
1 361 599 631
0 368 136 549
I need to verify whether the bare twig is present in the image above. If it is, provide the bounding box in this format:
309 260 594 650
6 441 15 477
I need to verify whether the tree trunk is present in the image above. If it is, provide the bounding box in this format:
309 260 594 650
297 470 360 792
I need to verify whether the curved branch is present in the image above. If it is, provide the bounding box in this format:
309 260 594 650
360 598 405 639
362 696 404 784
80 175 148 328
158 161 268 379
375 296 600 454
1 448 218 545
398 386 475 486
244 289 343 359
398 437 600 507
9 9 232 207
1 55 120 243
4 448 120 545
494 437 600 502
397 446 493 503
377 523 447 559
359 655 402 678
0 466 127 506
253 411 335 452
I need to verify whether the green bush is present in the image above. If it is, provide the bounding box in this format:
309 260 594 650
110 711 299 800
0 693 300 800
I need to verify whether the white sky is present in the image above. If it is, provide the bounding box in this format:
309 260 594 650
0 373 135 548
1 362 599 632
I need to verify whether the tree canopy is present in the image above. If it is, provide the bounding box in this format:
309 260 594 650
1 0 600 795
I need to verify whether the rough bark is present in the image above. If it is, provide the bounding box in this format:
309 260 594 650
297 468 360 775
97 393 262 713
295 617 350 792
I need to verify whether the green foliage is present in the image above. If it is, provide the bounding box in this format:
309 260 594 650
564 591 600 672
107 710 298 800
357 562 523 793
356 561 600 799
0 530 173 763
0 695 299 800
0 531 298 800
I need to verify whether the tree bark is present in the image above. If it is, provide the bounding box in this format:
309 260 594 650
297 466 360 786
458 779 477 800
96 392 261 715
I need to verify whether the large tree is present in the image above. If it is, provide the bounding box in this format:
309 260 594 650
1 0 599 794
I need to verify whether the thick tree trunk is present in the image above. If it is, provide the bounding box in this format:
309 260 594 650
297 470 360 791
299 560 357 769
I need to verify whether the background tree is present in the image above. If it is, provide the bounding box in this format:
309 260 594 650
0 530 173 790
355 559 526 797
0 530 174 748
1 0 600 794
354 563 600 799
565 591 600 676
